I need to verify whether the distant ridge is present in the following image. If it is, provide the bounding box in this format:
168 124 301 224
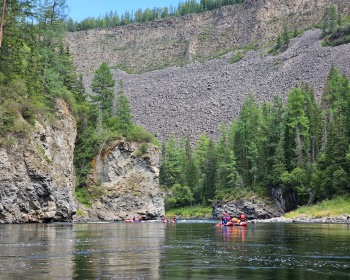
67 0 350 74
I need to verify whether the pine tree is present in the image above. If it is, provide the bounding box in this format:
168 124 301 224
276 34 282 50
90 61 115 121
203 138 217 204
329 5 337 33
116 95 134 128
283 24 290 47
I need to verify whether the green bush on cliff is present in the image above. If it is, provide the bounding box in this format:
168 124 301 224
75 185 106 208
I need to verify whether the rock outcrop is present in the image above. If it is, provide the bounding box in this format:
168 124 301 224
67 0 350 74
74 140 164 221
0 100 77 223
212 197 284 220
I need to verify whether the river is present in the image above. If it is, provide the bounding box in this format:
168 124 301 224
0 221 349 279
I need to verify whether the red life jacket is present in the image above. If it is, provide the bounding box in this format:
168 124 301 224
240 214 245 221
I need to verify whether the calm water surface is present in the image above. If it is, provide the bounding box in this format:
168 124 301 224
0 221 349 279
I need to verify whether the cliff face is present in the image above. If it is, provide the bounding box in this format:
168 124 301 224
0 100 77 223
74 140 164 221
67 0 349 74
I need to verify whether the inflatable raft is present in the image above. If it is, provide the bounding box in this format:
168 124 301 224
216 222 247 227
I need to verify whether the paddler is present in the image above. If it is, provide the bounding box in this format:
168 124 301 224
226 213 230 223
222 213 226 224
240 212 246 223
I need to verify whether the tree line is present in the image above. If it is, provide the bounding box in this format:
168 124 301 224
160 67 350 210
65 0 245 32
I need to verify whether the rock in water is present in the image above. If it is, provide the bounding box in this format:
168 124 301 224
74 140 164 221
0 100 77 223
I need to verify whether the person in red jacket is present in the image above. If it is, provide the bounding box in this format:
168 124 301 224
226 213 230 222
240 212 246 223
222 213 226 224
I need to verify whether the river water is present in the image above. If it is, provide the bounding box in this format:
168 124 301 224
0 221 349 279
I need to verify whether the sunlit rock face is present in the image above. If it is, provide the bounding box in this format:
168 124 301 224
0 100 77 223
74 140 164 221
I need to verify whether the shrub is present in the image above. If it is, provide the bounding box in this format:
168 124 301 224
229 51 244 63
165 184 194 209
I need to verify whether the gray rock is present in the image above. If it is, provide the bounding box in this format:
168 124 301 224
212 197 284 220
74 140 164 221
0 100 77 223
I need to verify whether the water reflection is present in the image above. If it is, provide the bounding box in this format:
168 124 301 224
0 223 74 279
0 222 349 279
72 223 165 279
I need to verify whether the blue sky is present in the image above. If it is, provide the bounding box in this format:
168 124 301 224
66 0 193 21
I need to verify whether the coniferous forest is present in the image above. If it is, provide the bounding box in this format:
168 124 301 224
160 69 350 210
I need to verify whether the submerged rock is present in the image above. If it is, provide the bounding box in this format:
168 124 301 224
212 197 284 220
0 100 77 223
74 140 164 221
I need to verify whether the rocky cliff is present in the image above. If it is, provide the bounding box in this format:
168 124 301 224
67 0 350 74
212 196 284 220
74 140 164 221
0 100 77 223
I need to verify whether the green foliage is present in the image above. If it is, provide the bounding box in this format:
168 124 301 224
283 24 290 46
285 196 350 218
323 22 350 47
136 143 148 156
165 184 194 209
165 205 212 217
76 209 87 216
90 61 115 118
229 51 244 63
75 186 105 208
161 68 350 211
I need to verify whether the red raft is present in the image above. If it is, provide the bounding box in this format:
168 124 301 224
216 222 247 227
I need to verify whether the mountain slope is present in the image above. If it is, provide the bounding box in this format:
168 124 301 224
82 29 350 141
67 0 350 74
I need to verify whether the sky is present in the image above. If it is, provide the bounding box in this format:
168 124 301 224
66 0 194 21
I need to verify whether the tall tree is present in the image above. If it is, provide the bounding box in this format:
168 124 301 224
90 61 115 121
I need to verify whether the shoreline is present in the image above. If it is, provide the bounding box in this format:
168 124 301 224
251 215 350 224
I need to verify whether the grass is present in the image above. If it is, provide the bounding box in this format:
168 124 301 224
166 205 213 218
229 51 244 63
285 196 350 218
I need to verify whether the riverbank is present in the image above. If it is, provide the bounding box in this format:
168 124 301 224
252 215 350 224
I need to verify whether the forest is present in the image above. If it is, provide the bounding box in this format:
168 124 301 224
65 0 245 32
160 69 350 210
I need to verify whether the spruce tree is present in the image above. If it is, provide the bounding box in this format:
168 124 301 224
90 61 115 120
116 95 134 128
283 24 290 47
